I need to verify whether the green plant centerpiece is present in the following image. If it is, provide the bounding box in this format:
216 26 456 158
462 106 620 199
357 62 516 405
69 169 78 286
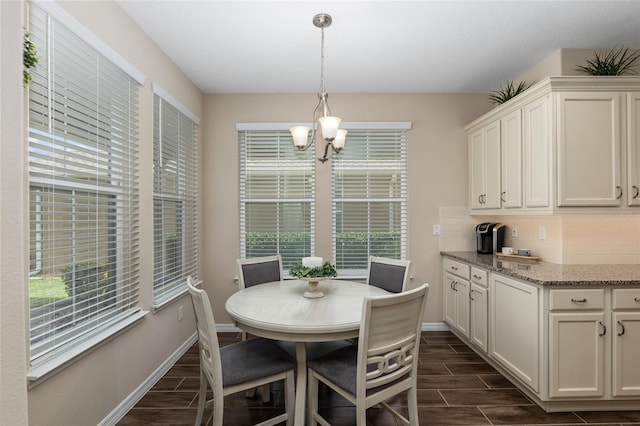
289 261 337 280
575 47 640 76
290 258 337 299
488 80 533 105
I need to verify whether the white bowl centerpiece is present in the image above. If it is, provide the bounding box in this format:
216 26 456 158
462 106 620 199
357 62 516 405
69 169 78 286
289 257 337 298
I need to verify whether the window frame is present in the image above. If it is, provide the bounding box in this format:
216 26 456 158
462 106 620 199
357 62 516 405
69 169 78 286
27 0 146 381
152 84 200 308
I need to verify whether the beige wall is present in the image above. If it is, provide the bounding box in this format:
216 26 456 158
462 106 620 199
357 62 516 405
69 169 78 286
0 1 29 424
0 1 203 425
202 93 491 325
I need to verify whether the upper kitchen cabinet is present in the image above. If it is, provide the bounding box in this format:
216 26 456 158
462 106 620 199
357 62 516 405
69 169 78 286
557 92 621 206
628 93 640 207
465 76 640 215
469 121 501 209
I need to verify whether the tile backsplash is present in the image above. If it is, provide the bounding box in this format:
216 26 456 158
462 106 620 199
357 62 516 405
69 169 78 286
439 208 640 264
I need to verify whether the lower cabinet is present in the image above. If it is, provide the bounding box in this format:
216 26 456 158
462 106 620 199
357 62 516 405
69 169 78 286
612 289 640 397
444 273 470 338
490 273 540 392
442 255 640 411
549 311 606 397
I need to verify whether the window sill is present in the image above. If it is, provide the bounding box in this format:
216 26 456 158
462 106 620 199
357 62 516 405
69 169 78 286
27 310 148 388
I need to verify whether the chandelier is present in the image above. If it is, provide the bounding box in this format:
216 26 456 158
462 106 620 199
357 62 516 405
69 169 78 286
290 13 347 163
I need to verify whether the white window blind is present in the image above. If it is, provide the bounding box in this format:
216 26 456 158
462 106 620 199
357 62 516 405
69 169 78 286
153 91 198 307
332 128 408 274
28 4 141 365
238 128 315 270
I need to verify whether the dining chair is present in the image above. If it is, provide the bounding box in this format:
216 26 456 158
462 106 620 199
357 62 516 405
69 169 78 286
236 254 284 401
186 276 295 426
307 283 430 426
366 256 411 293
237 254 283 289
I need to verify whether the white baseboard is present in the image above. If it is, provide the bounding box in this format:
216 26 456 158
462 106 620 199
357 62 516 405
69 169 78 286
98 332 198 426
217 322 450 333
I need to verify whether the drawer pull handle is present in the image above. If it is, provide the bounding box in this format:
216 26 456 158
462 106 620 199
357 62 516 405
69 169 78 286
616 186 623 199
618 320 626 337
599 321 606 337
469 289 474 301
571 298 587 304
634 185 640 199
473 274 482 280
501 191 506 203
451 266 458 271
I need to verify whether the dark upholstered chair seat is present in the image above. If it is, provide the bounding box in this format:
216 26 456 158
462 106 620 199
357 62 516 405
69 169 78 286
221 338 294 387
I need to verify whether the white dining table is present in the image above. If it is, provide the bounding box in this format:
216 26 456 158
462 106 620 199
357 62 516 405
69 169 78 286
225 278 389 426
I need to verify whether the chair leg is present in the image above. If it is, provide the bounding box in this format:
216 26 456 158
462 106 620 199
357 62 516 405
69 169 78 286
261 384 271 403
284 370 295 426
195 368 207 426
307 370 319 426
407 386 419 425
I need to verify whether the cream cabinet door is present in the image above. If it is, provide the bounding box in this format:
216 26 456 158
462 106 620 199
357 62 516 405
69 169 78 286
469 122 501 209
549 312 605 398
628 93 640 206
557 92 622 206
501 110 523 208
490 274 539 392
470 283 488 353
444 273 470 338
524 95 550 208
612 311 640 396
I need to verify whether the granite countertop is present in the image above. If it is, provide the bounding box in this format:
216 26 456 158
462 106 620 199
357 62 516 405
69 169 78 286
441 251 640 286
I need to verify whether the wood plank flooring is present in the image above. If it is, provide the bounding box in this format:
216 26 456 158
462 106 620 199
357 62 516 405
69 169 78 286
118 331 640 425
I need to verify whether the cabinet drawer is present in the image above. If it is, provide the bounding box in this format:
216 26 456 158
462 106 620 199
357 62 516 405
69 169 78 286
443 258 470 280
612 288 640 310
549 289 605 311
470 267 488 287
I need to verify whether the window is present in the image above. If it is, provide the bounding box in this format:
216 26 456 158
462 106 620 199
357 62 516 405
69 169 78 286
332 126 409 274
28 3 144 370
238 125 315 271
152 85 199 307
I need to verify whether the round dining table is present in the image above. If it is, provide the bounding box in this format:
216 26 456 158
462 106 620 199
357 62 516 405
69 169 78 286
225 278 389 426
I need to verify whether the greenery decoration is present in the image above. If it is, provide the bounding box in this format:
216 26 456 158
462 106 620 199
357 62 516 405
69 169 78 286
289 261 337 279
23 31 39 87
488 80 534 105
575 47 640 76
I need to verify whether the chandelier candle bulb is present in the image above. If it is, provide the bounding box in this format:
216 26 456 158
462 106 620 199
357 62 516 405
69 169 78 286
302 256 323 268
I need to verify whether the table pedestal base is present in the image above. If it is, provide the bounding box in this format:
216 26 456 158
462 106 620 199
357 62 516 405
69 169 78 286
303 280 324 298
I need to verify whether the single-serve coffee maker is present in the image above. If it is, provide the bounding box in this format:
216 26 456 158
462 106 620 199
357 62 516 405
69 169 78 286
476 223 506 254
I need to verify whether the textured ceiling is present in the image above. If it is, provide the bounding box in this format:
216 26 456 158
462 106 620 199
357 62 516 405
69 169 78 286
117 1 640 94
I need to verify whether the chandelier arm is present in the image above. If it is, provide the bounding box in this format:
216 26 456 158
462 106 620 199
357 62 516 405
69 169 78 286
318 141 332 163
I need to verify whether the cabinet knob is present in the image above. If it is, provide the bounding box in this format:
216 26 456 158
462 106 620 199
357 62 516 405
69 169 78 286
633 185 640 199
634 297 640 303
616 186 623 199
617 320 626 337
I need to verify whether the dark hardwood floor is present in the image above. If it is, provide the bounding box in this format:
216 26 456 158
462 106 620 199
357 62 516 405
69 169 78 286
118 331 640 425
